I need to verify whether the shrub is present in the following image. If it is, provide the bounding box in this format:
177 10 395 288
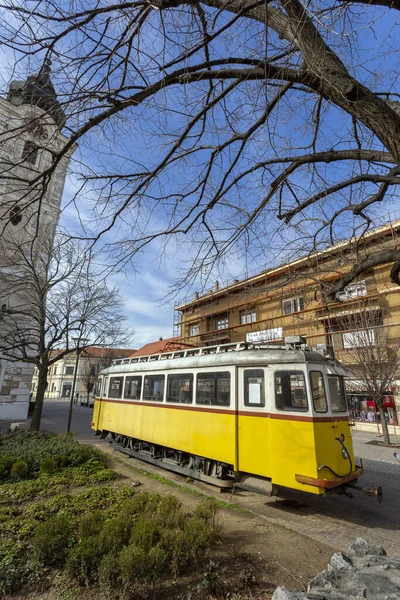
66 536 103 586
157 494 183 527
118 491 160 520
193 499 219 527
40 458 58 474
99 517 132 553
10 460 29 479
119 544 169 587
129 518 163 552
98 552 122 592
32 515 73 566
167 515 215 576
78 510 104 539
0 457 13 480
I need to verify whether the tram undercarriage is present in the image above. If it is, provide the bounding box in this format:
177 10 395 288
106 431 236 488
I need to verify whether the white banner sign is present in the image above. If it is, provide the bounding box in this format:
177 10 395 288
246 327 283 343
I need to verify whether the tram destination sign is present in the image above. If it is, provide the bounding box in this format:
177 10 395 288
246 327 283 344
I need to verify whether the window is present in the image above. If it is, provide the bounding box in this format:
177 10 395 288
216 317 229 330
90 365 96 376
310 371 327 413
189 324 200 336
337 280 367 301
109 376 124 399
51 383 56 392
124 376 142 400
167 374 193 404
143 375 165 401
343 329 375 348
196 372 231 406
328 376 347 412
103 377 109 397
282 297 304 315
22 141 39 165
65 366 74 375
244 369 265 407
240 311 257 325
53 366 57 375
275 371 308 411
95 377 103 396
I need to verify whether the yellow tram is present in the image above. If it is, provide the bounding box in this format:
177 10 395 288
91 338 368 498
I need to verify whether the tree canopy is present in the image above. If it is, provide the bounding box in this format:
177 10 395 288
1 0 400 291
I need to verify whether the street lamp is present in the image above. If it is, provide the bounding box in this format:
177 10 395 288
65 334 89 435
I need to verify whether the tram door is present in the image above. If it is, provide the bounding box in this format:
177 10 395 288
237 367 272 477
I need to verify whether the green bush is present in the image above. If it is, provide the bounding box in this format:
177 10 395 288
118 491 160 520
99 517 133 553
98 552 122 592
129 518 163 552
66 536 103 586
119 544 169 586
10 460 29 479
32 515 73 566
40 458 58 474
0 457 13 480
193 499 219 527
78 510 104 539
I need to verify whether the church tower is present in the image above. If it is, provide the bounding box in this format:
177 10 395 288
0 58 76 420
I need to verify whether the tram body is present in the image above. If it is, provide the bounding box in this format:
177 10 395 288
91 341 363 496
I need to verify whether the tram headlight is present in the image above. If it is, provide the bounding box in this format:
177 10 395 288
342 447 349 459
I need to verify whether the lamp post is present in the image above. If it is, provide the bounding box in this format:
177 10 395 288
65 335 89 435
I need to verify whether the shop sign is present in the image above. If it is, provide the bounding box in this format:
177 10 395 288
246 327 283 343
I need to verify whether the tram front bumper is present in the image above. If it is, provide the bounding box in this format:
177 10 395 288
294 466 364 489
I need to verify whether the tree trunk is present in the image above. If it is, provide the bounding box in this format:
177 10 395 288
378 404 391 446
30 366 48 432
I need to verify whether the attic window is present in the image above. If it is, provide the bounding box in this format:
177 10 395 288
22 141 39 165
9 205 22 226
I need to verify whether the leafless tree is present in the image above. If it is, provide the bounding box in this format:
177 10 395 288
0 235 132 431
80 348 125 405
1 0 400 293
337 302 400 445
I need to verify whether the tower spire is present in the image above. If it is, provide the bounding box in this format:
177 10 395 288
7 54 65 128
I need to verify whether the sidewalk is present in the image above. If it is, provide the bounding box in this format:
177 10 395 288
352 430 400 465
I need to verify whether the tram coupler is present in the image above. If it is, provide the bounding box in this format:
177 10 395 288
346 484 383 503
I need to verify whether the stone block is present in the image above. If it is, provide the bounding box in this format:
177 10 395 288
328 552 353 573
272 587 309 600
348 538 387 558
10 421 28 431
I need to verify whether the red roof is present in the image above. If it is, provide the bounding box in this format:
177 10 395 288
81 347 133 359
130 337 192 357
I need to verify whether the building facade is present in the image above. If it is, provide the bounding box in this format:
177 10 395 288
175 220 400 433
31 348 131 405
0 59 75 419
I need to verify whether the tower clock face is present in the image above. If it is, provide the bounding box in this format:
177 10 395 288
24 118 48 140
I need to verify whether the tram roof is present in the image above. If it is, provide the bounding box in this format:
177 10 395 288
99 344 339 376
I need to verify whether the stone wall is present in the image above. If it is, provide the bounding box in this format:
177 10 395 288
273 538 400 600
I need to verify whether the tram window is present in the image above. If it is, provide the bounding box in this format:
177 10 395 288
275 371 308 411
109 377 123 399
103 377 109 397
143 375 165 402
196 372 230 406
328 376 347 412
124 376 142 400
310 371 327 413
167 374 193 404
244 369 265 407
95 377 102 397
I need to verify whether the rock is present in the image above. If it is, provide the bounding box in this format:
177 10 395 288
348 538 387 558
328 552 353 572
272 587 310 600
308 569 337 593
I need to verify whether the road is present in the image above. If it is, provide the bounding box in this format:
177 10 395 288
36 401 400 556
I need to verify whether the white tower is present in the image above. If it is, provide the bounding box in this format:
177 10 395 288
0 59 76 420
